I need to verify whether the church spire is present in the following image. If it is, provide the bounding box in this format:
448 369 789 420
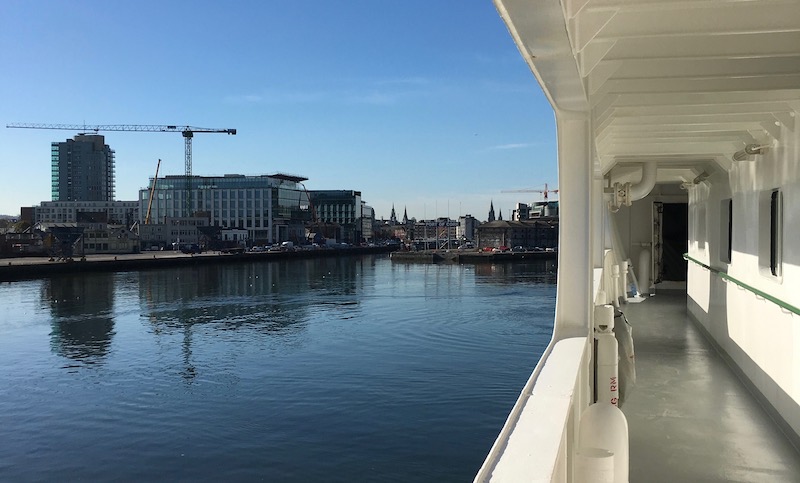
488 200 496 222
390 204 397 224
402 206 408 225
498 208 503 221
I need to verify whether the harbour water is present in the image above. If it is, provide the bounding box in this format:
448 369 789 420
0 255 555 482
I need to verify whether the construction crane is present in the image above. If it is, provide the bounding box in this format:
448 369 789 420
501 183 560 200
144 159 162 224
299 182 317 223
6 122 236 216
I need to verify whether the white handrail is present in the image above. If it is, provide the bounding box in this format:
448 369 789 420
474 337 588 482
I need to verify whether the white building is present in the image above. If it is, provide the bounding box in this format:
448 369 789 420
36 200 139 226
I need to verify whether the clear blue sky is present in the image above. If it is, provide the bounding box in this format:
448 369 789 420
0 0 557 221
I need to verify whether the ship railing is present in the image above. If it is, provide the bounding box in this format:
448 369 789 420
474 336 589 482
476 249 631 482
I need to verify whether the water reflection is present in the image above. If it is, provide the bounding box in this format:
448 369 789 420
43 273 115 366
474 260 557 284
138 258 366 328
135 257 373 381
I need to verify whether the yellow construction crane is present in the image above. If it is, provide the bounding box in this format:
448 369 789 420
6 122 236 216
144 159 162 224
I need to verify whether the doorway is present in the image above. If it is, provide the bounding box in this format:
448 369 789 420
655 203 688 282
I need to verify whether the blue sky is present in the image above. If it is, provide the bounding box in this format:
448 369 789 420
0 0 557 221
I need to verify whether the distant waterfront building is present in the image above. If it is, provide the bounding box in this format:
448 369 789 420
361 203 375 242
476 219 558 249
530 200 559 217
138 216 210 250
139 173 310 245
308 190 364 243
35 222 138 255
51 134 115 202
457 214 479 241
512 203 531 221
414 217 459 247
35 200 139 225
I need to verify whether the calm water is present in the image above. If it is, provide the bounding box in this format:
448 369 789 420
0 255 555 482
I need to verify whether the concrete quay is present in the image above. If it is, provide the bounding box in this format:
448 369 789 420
389 249 557 264
0 246 396 282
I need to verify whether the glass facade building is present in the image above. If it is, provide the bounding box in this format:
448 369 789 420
308 190 364 243
139 174 311 244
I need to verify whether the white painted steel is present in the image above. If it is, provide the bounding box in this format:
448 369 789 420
628 164 656 202
578 403 629 483
575 448 614 483
637 248 650 295
619 260 629 302
594 305 620 407
486 0 800 480
554 113 594 341
474 337 588 482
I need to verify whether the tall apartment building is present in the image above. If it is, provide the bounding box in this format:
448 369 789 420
51 134 115 202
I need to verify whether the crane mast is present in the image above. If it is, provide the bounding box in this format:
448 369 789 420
6 122 236 217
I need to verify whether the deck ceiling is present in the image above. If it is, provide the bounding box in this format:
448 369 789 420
495 0 800 179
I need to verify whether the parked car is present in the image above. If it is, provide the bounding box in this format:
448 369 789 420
180 243 201 254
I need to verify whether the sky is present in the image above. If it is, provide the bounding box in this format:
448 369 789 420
0 0 557 222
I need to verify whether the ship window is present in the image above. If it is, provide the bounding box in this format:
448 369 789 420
770 190 782 276
758 189 782 277
720 199 732 264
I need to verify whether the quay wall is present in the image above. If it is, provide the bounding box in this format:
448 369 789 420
390 250 557 264
0 246 396 282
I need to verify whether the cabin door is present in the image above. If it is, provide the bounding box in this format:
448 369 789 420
653 202 688 283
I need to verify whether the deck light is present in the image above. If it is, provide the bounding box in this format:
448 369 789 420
733 144 769 161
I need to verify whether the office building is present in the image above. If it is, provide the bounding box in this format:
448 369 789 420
308 190 364 243
139 173 310 245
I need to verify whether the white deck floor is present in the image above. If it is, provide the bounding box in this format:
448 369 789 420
619 291 800 482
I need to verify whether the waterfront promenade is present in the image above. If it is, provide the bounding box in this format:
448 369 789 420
0 246 395 281
390 249 557 264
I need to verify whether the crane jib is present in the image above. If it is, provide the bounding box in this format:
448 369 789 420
6 122 237 217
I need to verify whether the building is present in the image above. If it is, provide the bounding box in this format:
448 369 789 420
530 201 559 218
512 203 531 221
35 200 139 226
139 173 310 245
414 218 459 248
457 214 479 241
361 203 375 243
475 219 558 249
138 216 210 250
308 190 363 243
51 134 115 202
35 222 138 255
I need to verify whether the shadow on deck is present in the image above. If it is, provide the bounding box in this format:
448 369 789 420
620 291 800 482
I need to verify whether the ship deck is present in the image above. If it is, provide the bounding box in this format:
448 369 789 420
620 290 800 482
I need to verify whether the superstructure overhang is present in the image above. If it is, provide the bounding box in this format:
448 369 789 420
495 0 800 182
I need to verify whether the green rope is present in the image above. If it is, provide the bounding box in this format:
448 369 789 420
683 253 800 316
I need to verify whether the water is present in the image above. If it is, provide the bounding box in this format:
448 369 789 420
0 255 555 482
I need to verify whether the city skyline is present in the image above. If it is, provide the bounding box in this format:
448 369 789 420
0 1 558 220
